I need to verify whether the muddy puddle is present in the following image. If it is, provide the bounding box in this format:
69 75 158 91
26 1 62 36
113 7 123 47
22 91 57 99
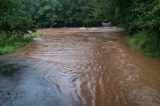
0 27 160 106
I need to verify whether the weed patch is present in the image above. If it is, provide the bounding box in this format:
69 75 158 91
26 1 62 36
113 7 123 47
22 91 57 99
128 32 160 60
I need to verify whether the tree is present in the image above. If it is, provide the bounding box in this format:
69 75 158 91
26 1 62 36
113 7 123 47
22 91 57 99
21 0 98 27
0 0 33 32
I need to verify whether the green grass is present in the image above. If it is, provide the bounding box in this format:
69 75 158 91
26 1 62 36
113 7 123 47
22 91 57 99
128 31 160 60
0 32 32 54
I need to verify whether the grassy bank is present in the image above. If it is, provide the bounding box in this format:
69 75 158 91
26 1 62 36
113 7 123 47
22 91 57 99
128 32 160 60
0 32 33 54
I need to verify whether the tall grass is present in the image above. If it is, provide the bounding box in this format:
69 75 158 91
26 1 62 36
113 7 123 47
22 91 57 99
128 32 160 60
0 32 32 54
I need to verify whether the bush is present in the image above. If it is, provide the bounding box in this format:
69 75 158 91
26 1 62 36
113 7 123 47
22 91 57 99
128 32 160 60
0 32 33 54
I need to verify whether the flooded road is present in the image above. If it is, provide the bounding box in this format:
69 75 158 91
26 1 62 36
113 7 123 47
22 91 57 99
0 27 160 106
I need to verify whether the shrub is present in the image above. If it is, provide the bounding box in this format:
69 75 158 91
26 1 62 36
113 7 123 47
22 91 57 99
128 32 160 60
0 32 33 54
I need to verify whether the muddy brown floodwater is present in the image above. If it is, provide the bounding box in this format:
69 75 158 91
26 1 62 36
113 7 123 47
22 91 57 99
0 27 160 106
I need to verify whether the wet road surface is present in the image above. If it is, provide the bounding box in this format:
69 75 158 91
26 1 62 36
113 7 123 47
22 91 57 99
0 27 160 106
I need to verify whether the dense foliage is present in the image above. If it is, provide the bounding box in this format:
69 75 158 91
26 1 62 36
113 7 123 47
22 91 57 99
1 0 100 29
1 0 159 29
94 0 160 33
0 0 33 32
21 0 99 27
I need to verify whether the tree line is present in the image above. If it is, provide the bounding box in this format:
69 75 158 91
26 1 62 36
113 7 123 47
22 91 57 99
1 0 100 32
1 0 159 32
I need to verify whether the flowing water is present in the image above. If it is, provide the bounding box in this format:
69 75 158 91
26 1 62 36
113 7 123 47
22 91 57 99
0 27 160 106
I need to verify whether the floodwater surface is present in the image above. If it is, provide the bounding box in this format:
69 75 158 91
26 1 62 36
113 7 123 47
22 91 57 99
0 27 160 106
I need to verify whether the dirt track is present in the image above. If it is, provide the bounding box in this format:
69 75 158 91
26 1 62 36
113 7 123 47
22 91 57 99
0 27 160 106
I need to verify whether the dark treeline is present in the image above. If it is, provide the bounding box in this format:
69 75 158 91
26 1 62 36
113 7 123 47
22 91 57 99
1 0 101 31
0 0 160 58
2 0 159 32
21 0 99 28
